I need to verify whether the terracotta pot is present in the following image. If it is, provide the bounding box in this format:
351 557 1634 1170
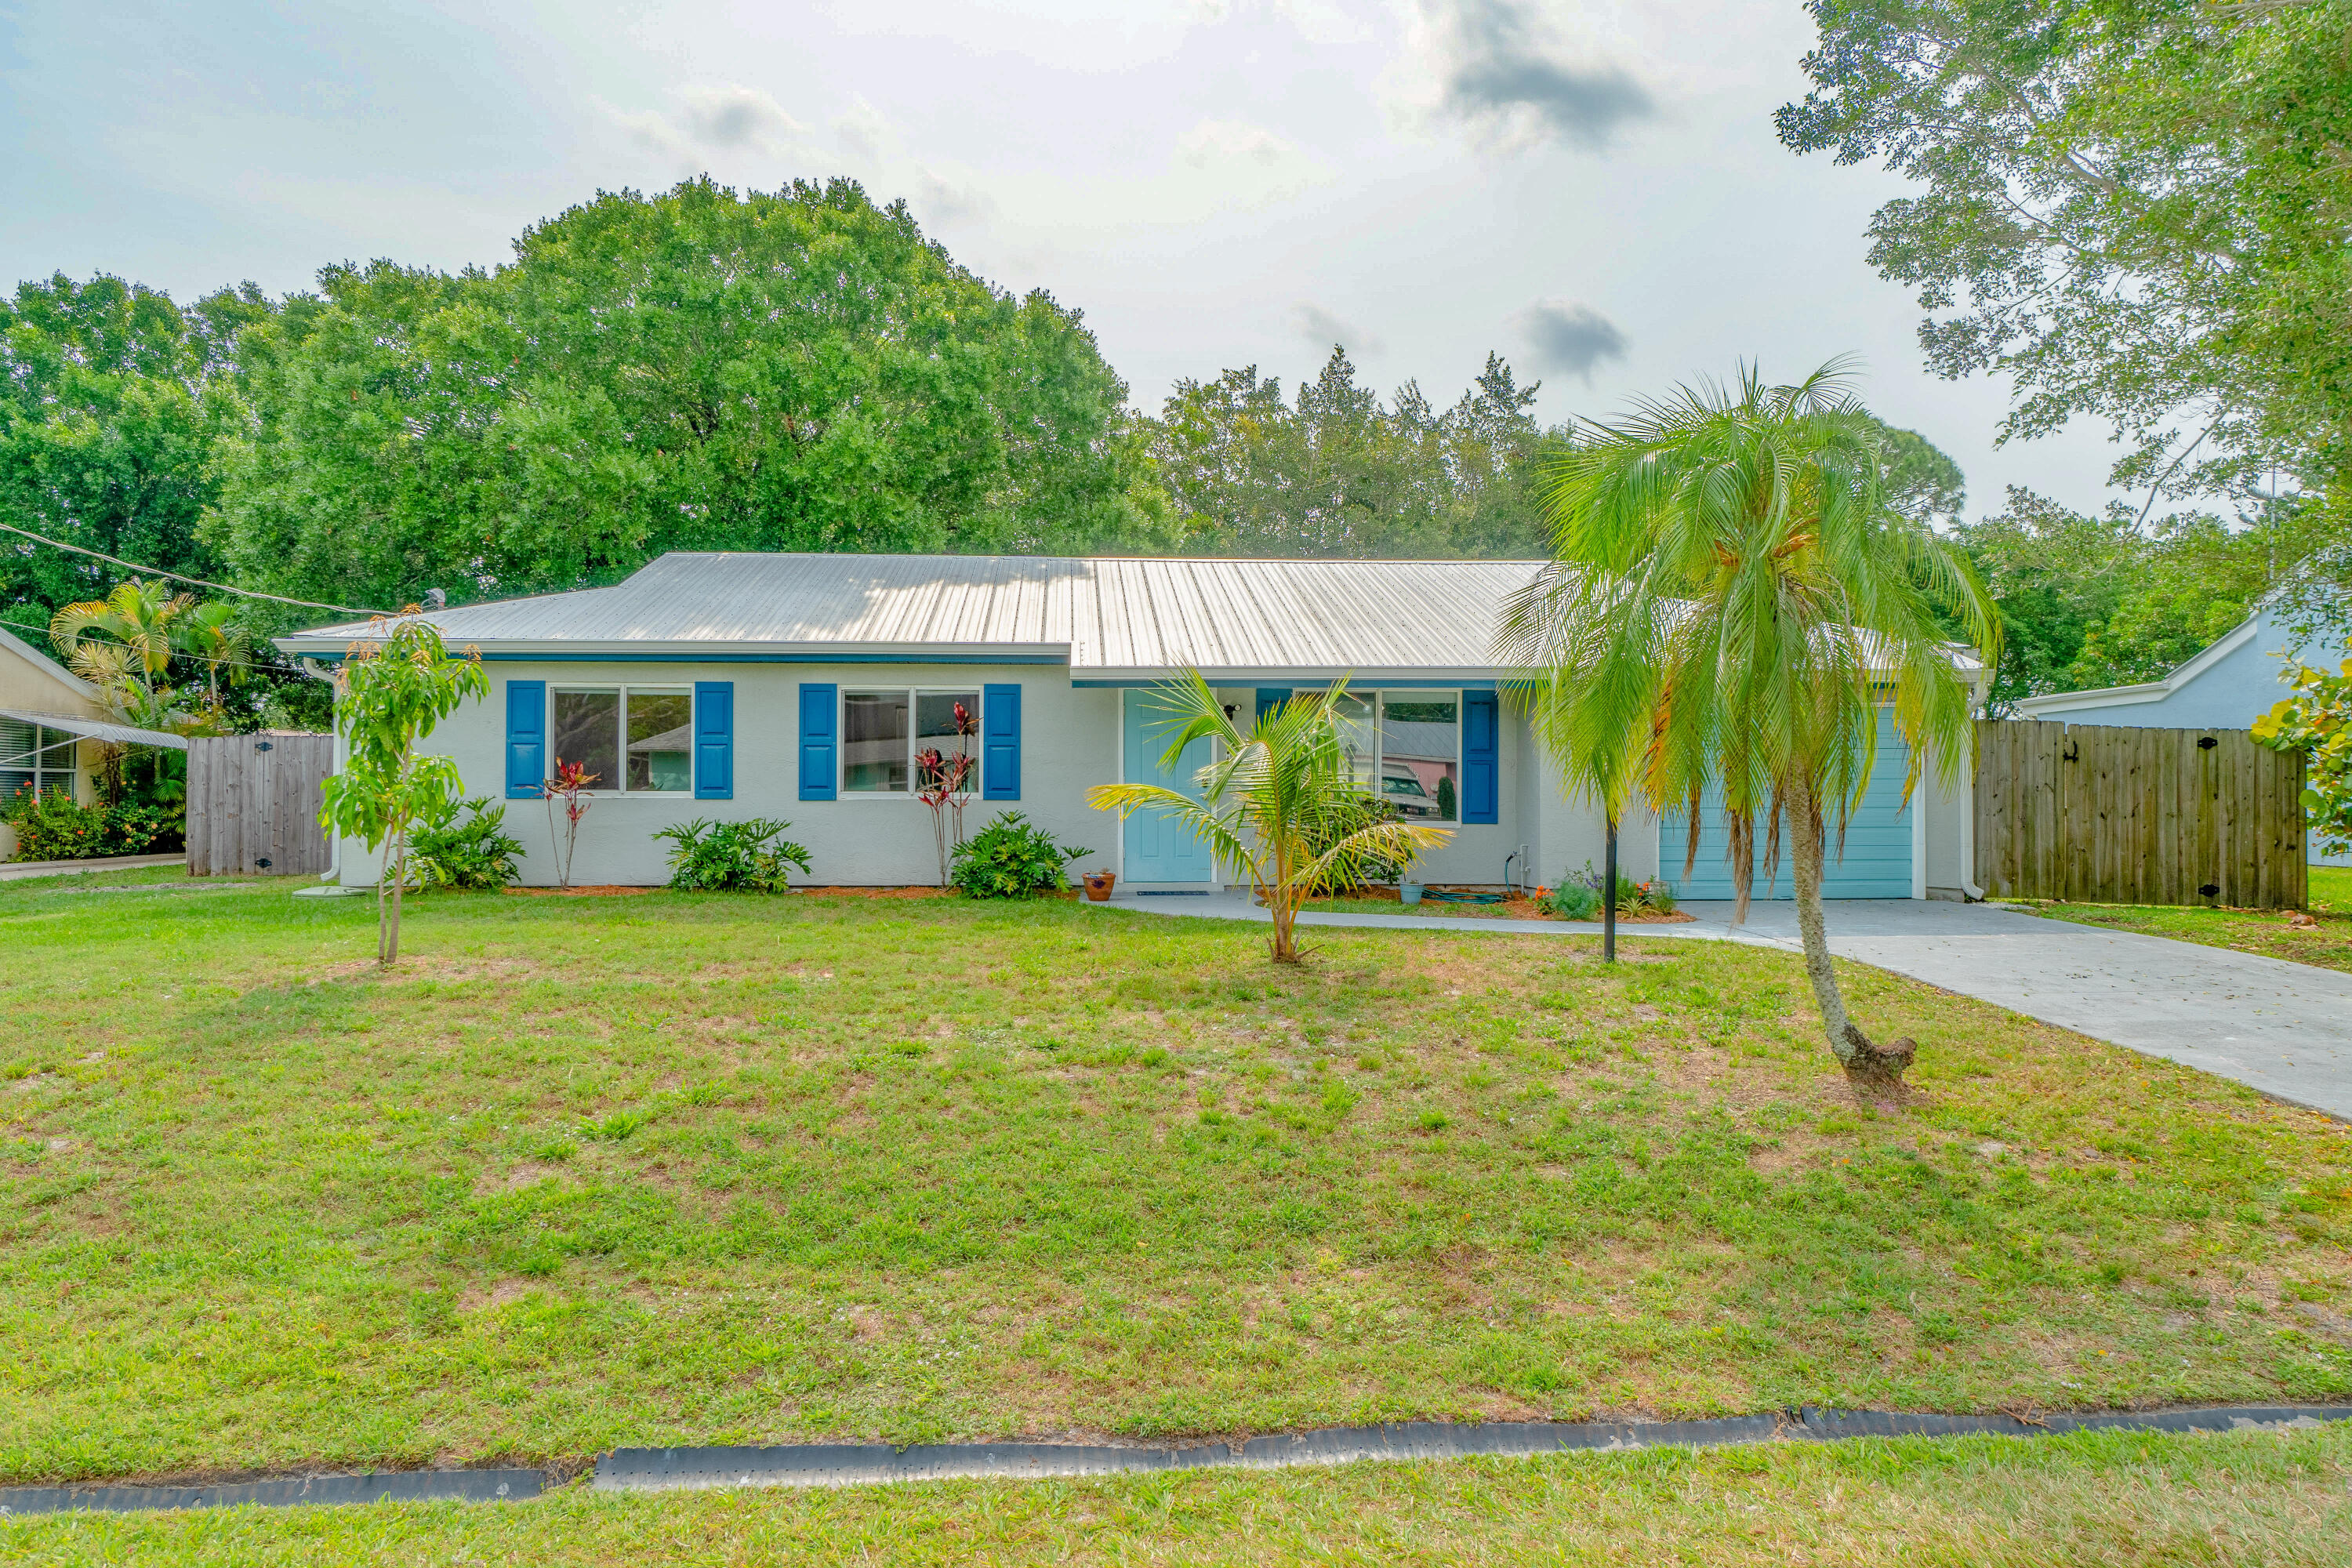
1082 869 1116 902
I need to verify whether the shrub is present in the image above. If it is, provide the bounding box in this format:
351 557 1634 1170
409 797 525 890
1553 861 1678 917
1546 880 1601 920
949 811 1091 898
2 787 183 861
654 818 813 893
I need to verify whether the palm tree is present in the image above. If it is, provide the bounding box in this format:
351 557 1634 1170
1087 674 1452 962
174 601 256 714
49 579 194 719
1497 361 1998 1094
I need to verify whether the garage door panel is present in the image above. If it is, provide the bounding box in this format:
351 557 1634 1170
1664 711 1916 900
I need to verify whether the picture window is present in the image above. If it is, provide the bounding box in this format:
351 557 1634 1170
550 687 692 793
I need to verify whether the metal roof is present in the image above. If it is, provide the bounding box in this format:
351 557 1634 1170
0 710 189 750
276 553 1548 679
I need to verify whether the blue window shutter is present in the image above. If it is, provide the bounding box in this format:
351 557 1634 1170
1463 690 1499 824
1254 688 1289 723
982 683 1021 800
505 681 546 799
694 681 733 800
798 683 837 801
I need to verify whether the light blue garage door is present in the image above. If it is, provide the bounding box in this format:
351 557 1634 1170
1664 709 1916 899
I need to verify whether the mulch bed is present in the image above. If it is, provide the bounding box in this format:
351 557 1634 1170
503 886 659 898
1304 886 1697 924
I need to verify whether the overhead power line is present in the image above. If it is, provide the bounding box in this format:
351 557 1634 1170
0 521 391 618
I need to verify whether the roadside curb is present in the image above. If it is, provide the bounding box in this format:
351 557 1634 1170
9 1405 2346 1516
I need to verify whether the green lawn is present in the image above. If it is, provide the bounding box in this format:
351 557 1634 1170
11 1425 2350 1566
2009 866 2352 974
2 870 2348 1493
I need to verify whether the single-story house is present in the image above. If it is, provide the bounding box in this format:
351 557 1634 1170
2017 606 2347 866
275 553 1981 898
1 623 189 858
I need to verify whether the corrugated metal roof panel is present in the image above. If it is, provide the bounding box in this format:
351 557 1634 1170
0 710 190 750
280 553 1548 674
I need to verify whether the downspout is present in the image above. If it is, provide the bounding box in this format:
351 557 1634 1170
302 656 343 886
1960 666 1991 901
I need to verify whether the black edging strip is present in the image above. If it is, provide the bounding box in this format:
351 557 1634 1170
7 1406 2348 1516
589 1403 2352 1493
0 1469 542 1519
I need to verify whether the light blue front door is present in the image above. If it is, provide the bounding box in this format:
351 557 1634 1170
1666 709 1916 899
1123 691 1214 883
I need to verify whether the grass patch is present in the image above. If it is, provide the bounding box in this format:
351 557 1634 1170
10 1425 2351 1566
2 871 2349 1485
2008 866 2352 973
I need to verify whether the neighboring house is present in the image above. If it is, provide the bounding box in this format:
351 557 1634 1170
0 622 190 859
276 553 1980 898
2016 606 2348 866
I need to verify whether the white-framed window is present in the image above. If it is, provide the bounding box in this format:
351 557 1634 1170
550 686 694 793
1375 694 1461 823
842 688 979 794
0 719 78 805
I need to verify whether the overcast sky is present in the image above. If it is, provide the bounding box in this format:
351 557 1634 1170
2 0 2131 524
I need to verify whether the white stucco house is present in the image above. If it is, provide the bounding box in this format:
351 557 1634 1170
2016 605 2347 866
275 553 1980 898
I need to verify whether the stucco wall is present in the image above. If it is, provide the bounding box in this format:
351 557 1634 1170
2025 611 2343 734
332 666 1624 890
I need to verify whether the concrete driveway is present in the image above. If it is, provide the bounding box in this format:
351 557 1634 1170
1097 892 2352 1120
1678 899 2352 1122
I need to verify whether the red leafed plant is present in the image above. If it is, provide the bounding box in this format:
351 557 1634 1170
916 702 981 887
543 760 598 889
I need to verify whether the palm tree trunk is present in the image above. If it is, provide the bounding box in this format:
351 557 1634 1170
1602 814 1617 964
1788 781 1913 1096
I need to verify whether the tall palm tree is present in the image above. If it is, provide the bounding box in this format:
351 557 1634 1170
1497 362 1998 1093
1087 674 1450 962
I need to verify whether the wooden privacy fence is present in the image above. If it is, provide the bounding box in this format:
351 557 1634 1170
186 733 334 877
1974 719 2306 909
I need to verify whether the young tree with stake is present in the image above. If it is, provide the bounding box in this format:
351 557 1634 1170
318 615 489 966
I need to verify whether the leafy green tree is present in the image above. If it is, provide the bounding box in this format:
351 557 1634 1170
2255 659 2352 858
0 274 229 625
1778 0 2352 543
319 616 490 965
208 178 1157 611
1086 676 1450 962
1150 348 1553 557
1500 364 1997 1094
1946 484 2340 706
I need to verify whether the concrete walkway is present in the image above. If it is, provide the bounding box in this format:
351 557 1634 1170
1091 892 2352 1120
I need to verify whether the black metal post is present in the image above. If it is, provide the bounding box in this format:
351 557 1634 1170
1602 815 1617 964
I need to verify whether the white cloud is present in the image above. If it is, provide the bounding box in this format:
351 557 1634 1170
1167 118 1334 205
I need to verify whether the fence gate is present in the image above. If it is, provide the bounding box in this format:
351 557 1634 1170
1973 719 2306 909
186 733 334 877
